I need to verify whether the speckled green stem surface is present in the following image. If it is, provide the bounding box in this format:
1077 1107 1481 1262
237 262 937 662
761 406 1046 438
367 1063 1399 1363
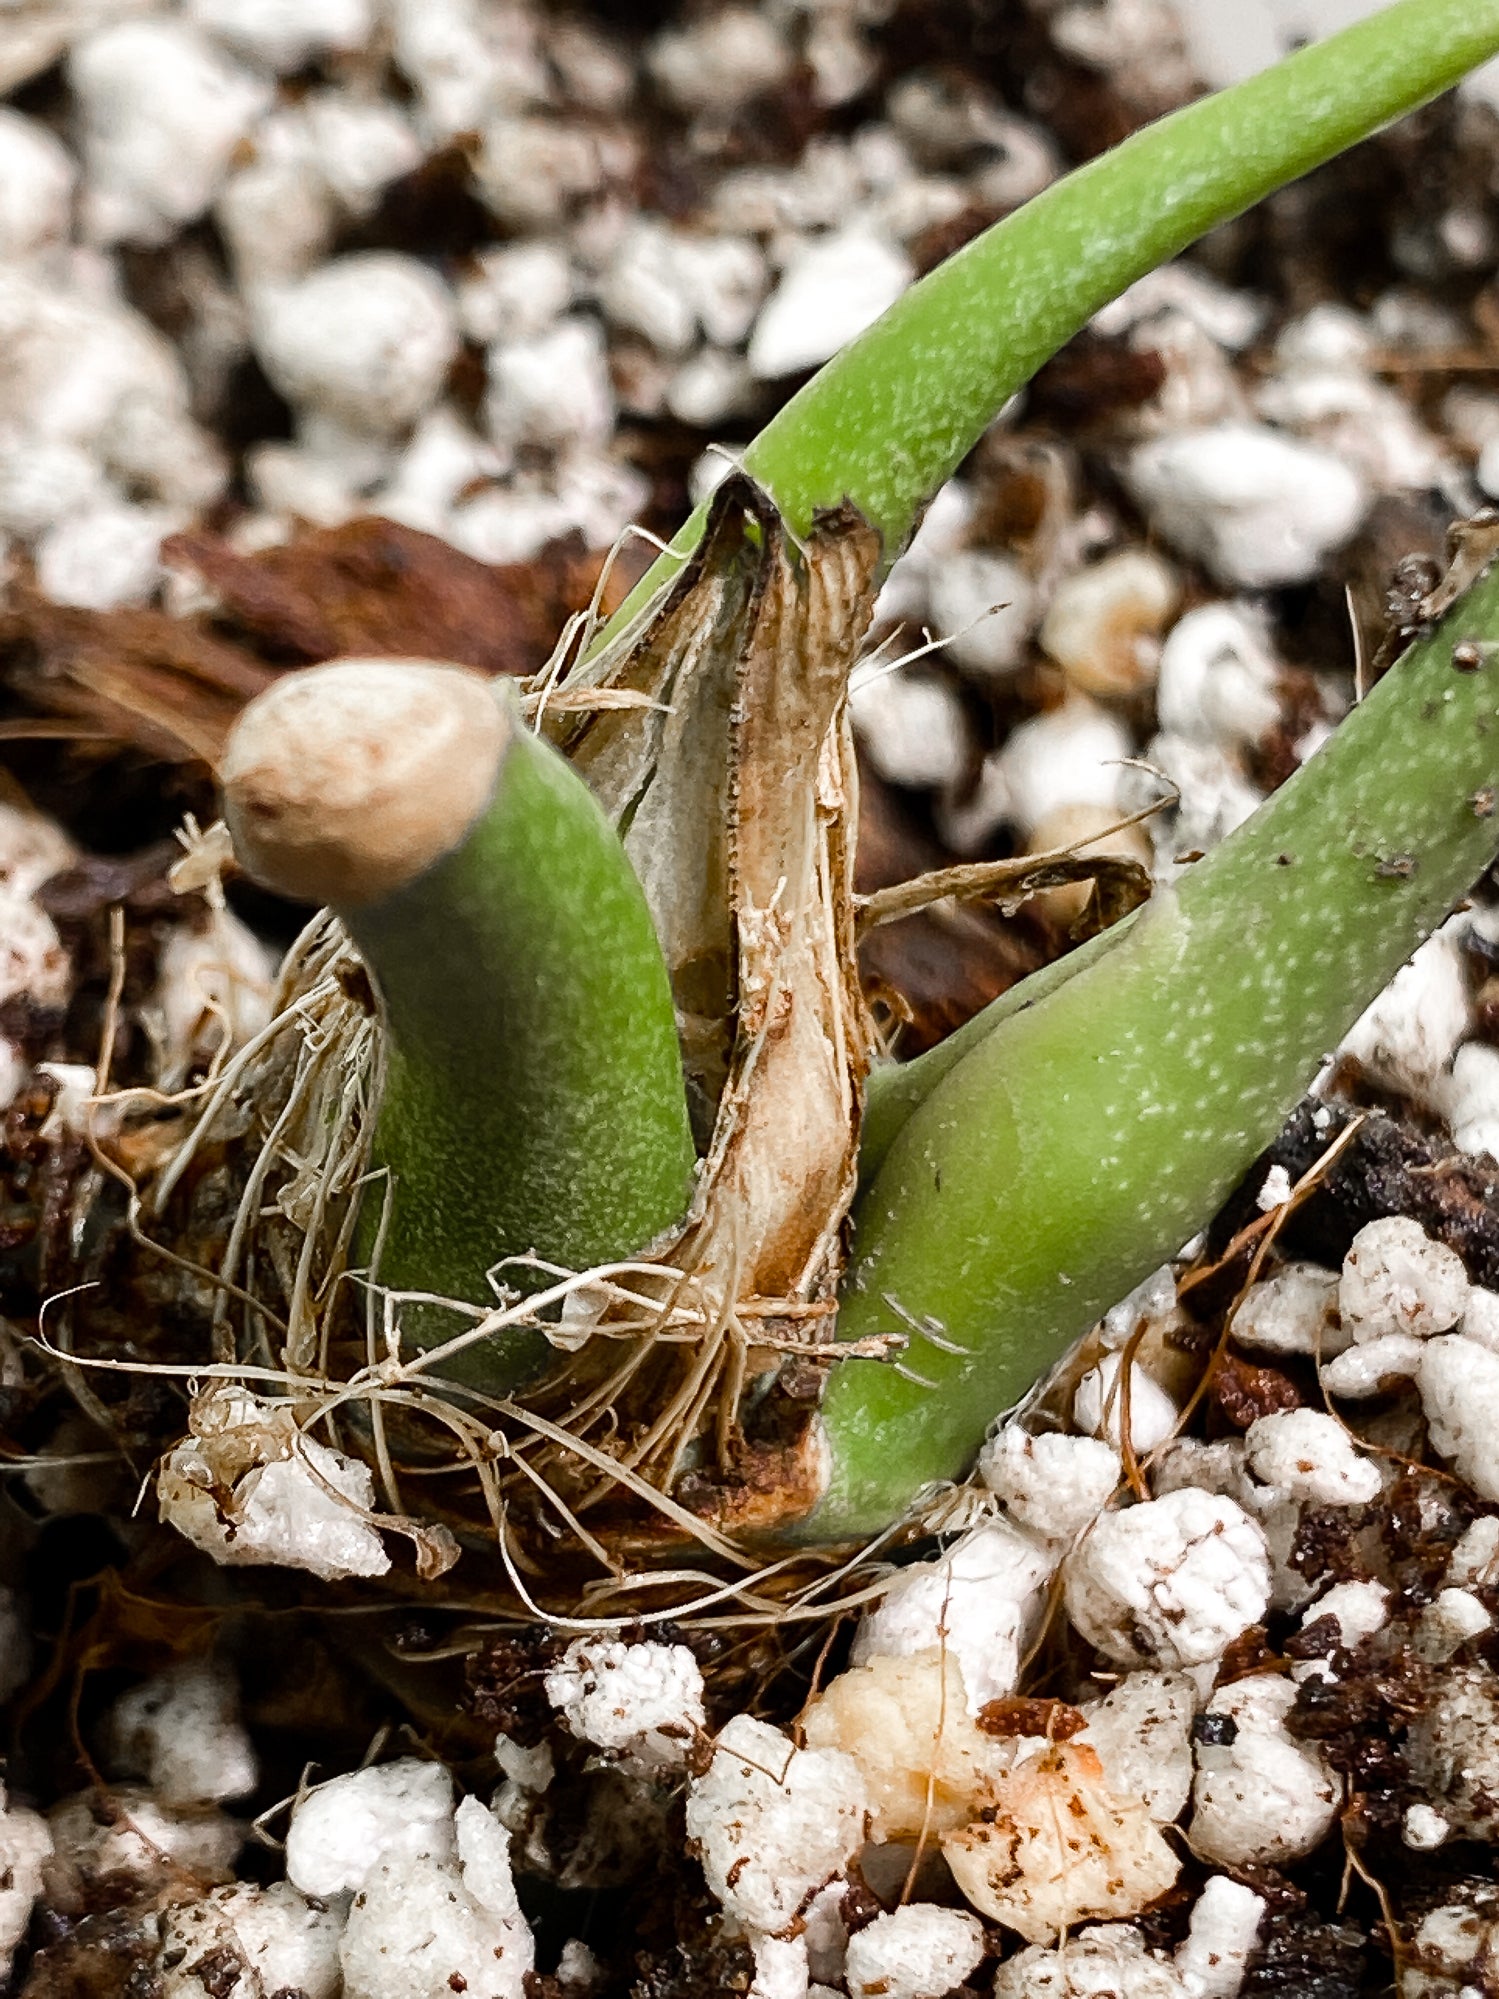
350 702 695 1392
809 564 1499 1540
594 0 1499 653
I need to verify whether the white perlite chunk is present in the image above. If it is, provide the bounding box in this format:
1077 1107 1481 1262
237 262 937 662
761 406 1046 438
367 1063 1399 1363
843 1907 985 1999
979 1426 1122 1544
287 1759 456 1899
1299 1579 1390 1652
1444 1040 1499 1160
486 317 615 452
159 1882 344 1999
0 110 76 264
1189 1676 1341 1867
543 1638 704 1771
684 1714 867 1933
1243 1409 1381 1506
1230 1262 1348 1358
1077 1671 1196 1824
853 1521 1057 1710
339 1796 532 1999
34 498 175 610
1340 1217 1469 1343
1449 1514 1499 1588
158 1386 391 1581
187 0 373 73
1321 1331 1425 1399
1340 927 1471 1112
1039 548 1179 701
1404 1896 1499 1999
1419 1336 1499 1500
928 549 1037 680
1418 1588 1493 1662
748 229 912 379
0 1788 53 1983
48 1787 243 1890
800 1652 1010 1841
1123 422 1366 588
1401 1802 1450 1851
254 256 458 438
994 1925 1185 1998
749 1933 807 1999
943 1740 1180 1942
71 21 271 247
1175 1876 1264 1999
1064 1490 1271 1669
1407 1666 1499 1837
850 667 969 793
1155 603 1282 752
1073 1352 1181 1454
648 7 793 114
998 696 1132 839
105 1660 257 1807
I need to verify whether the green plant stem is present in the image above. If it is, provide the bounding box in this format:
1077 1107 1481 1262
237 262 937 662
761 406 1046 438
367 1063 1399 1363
808 564 1499 1539
222 668 696 1392
591 0 1499 657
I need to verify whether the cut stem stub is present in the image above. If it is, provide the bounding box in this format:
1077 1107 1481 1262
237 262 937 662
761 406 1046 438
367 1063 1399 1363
221 658 697 1391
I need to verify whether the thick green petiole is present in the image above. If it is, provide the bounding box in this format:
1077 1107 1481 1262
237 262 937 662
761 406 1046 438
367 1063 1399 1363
809 563 1499 1539
220 660 696 1391
595 0 1499 651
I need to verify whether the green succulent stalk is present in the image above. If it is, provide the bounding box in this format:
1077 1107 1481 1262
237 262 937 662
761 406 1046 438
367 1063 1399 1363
219 660 695 1391
811 560 1499 1539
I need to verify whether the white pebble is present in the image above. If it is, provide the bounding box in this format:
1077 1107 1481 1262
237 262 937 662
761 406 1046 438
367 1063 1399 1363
1419 1587 1494 1662
853 1521 1057 1711
389 0 547 143
0 436 110 539
994 1924 1185 1998
301 95 424 220
0 110 75 264
1039 548 1179 701
1064 1489 1271 1670
0 1789 52 1983
254 255 458 438
339 1796 532 1999
1341 1217 1469 1343
105 1660 257 1808
34 498 174 610
1124 422 1366 589
486 317 615 452
648 9 793 115
748 229 911 379
1300 1579 1389 1651
843 1907 985 1999
48 1786 243 1889
544 1638 704 1771
1461 1284 1499 1354
1174 1876 1264 1999
928 549 1037 680
71 21 271 247
1442 1040 1499 1160
1231 1262 1347 1358
1244 1409 1381 1506
1074 1352 1180 1455
979 1426 1122 1544
1421 1335 1499 1499
684 1714 867 1933
850 667 969 792
1156 604 1282 753
944 1740 1180 1941
1401 1802 1451 1850
459 244 574 346
159 1883 344 1999
1256 1164 1292 1213
474 116 605 233
287 1760 456 1899
1449 1514 1499 1588
1406 1665 1499 1837
1189 1675 1340 1866
0 890 70 1010
999 696 1132 841
750 1934 809 1999
1319 1331 1425 1398
158 1387 391 1582
1340 927 1472 1113
800 1652 1009 1842
1077 1670 1196 1824
187 0 373 73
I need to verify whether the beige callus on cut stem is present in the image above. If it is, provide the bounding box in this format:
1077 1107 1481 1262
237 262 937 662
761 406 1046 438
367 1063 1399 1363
219 658 508 908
